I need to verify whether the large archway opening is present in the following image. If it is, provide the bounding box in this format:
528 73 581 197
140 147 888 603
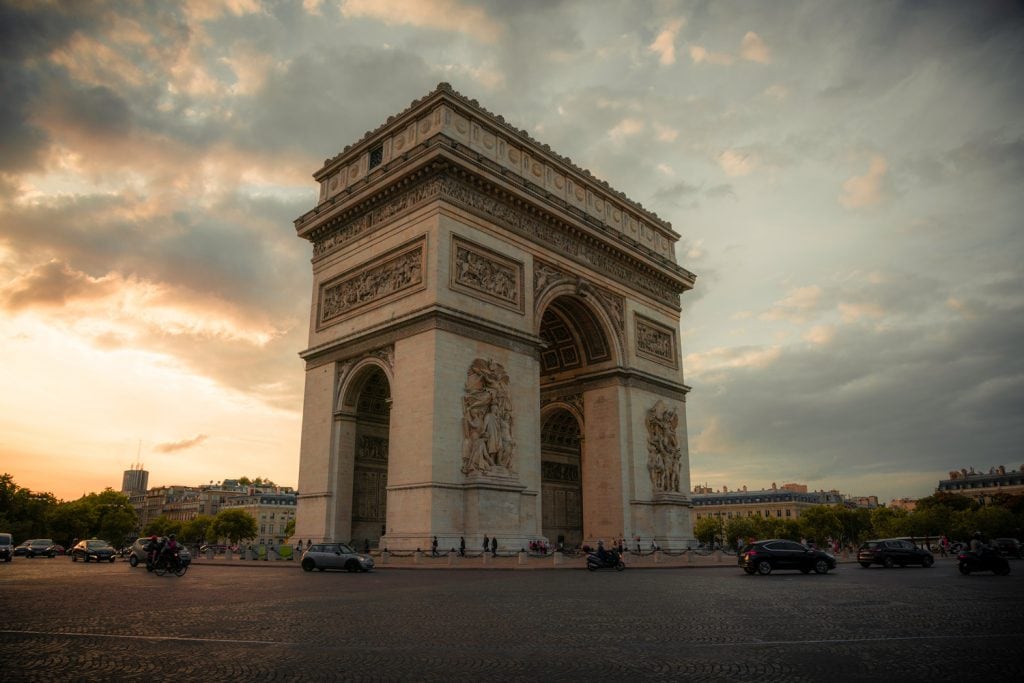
349 366 390 549
538 294 618 548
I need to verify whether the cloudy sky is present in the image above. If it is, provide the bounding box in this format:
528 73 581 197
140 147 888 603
1 0 1021 504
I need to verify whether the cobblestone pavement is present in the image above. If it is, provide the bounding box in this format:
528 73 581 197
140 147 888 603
2 556 1021 681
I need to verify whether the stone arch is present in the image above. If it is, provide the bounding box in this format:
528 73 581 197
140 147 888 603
540 400 584 548
335 360 391 549
536 292 621 379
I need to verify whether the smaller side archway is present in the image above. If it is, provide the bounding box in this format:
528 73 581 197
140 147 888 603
540 403 584 549
335 360 392 549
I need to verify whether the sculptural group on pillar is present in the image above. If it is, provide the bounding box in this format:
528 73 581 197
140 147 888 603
461 359 516 476
646 400 682 493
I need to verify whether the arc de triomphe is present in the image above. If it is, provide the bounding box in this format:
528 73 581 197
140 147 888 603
293 84 697 551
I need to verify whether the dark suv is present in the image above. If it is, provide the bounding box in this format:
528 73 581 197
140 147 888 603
857 539 934 568
0 532 12 562
738 539 836 575
992 538 1021 558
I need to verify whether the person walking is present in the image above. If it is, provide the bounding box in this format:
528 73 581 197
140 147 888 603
490 536 497 557
483 535 489 554
431 536 439 557
459 536 466 557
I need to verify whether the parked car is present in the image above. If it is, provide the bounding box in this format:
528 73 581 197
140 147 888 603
992 538 1022 559
300 543 374 572
738 539 836 575
70 539 117 563
127 537 192 568
857 539 934 568
0 532 13 562
20 538 58 558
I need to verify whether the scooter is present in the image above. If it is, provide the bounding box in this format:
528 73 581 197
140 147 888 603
586 550 625 571
958 547 1011 575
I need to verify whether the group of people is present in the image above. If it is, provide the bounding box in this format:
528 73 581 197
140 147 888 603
144 534 180 566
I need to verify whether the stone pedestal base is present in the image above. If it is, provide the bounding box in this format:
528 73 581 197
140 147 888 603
644 492 695 550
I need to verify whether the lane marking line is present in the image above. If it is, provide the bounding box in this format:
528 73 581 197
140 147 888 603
0 629 295 646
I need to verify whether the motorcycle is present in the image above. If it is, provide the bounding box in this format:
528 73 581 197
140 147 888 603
151 550 189 577
586 550 625 571
958 547 1010 576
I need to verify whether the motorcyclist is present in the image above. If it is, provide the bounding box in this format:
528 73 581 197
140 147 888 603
596 540 608 564
144 535 160 565
163 534 179 564
969 531 985 554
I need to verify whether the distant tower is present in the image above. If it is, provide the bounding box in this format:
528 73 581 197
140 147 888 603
121 463 149 495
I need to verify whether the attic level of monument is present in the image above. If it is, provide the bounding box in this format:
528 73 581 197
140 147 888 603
294 83 695 299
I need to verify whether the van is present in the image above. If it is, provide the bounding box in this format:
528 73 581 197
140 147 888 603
0 533 13 562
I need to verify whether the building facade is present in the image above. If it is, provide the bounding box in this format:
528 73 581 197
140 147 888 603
691 486 846 522
937 465 1024 500
293 84 698 551
120 465 148 496
220 493 297 547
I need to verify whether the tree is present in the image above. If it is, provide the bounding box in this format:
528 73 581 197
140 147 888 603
835 507 872 545
182 515 216 544
870 506 909 538
212 509 258 545
915 492 976 512
724 516 763 547
145 515 182 537
798 505 843 545
284 518 295 538
693 516 722 546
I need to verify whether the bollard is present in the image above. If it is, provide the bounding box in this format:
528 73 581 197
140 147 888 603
380 550 389 565
448 550 456 566
206 548 214 560
414 550 422 564
225 549 233 561
518 551 527 566
554 551 564 566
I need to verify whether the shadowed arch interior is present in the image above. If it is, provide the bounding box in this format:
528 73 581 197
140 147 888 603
351 366 390 549
540 407 583 548
539 297 611 375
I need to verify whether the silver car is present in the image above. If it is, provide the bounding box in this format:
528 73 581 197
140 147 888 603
300 543 374 572
128 537 191 568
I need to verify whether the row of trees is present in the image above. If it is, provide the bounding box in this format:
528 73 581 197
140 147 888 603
1 473 263 548
694 492 1024 549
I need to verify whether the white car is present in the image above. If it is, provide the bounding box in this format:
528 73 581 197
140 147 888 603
128 537 191 568
301 543 374 572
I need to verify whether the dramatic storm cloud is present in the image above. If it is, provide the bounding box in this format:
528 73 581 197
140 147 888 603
1 0 1021 503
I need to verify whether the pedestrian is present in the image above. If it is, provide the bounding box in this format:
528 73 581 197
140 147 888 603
483 534 489 554
431 536 439 557
364 538 370 554
490 536 497 557
459 536 466 557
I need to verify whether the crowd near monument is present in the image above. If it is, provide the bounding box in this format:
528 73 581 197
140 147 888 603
293 84 698 551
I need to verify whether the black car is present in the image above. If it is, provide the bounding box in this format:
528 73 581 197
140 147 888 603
857 539 934 568
992 538 1022 559
70 539 117 563
19 538 58 558
738 539 836 575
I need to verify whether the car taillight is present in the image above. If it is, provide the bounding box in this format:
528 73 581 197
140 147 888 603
746 550 757 557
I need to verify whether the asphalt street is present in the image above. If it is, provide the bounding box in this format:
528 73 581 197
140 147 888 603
1 556 1021 681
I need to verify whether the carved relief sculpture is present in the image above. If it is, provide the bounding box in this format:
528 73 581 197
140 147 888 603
450 237 523 312
635 315 677 368
646 400 682 493
461 358 517 476
319 241 424 327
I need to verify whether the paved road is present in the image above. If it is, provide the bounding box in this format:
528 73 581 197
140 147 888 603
2 556 1021 681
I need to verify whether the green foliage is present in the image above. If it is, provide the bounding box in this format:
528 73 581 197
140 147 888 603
145 515 183 538
798 505 843 544
212 509 258 544
284 518 295 538
916 492 976 512
869 506 909 538
0 473 59 542
693 516 722 545
724 516 762 545
181 515 216 543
